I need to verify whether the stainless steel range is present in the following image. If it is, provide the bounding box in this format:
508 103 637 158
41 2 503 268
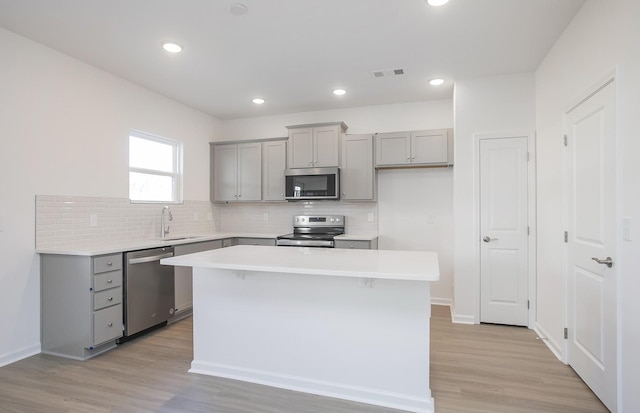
276 215 345 248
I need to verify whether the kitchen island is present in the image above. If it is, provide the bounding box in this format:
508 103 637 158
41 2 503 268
161 245 439 413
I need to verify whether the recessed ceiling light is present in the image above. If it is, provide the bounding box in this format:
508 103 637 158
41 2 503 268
429 78 445 86
252 98 265 104
427 0 450 6
162 43 182 53
333 89 347 96
228 3 248 15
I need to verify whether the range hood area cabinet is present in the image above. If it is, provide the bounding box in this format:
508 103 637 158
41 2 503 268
210 138 287 203
286 122 347 169
375 129 453 167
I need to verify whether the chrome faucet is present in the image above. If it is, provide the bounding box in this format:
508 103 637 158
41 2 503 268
161 206 173 239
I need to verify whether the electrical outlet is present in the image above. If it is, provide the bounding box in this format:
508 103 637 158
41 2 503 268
89 214 98 227
207 212 213 221
263 213 269 221
426 214 434 224
193 212 199 221
367 213 374 222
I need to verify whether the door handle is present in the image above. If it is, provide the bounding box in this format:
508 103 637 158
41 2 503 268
482 236 497 243
591 257 613 268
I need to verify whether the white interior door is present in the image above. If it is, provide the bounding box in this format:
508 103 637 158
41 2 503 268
479 137 529 326
565 80 617 412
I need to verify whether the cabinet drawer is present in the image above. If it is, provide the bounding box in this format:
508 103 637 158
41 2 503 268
93 304 122 345
94 270 122 292
334 240 372 250
94 287 122 310
236 237 276 246
93 254 122 274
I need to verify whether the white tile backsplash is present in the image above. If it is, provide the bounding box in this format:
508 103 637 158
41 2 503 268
218 201 378 235
36 195 218 250
36 196 378 250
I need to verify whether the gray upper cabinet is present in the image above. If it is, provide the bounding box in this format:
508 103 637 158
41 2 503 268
375 129 452 167
287 122 346 168
340 134 375 201
262 140 287 201
212 142 262 202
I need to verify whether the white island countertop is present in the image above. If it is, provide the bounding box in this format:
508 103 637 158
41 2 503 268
161 245 439 282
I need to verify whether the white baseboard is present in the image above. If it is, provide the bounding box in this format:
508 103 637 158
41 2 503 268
431 297 452 307
0 343 40 367
533 322 566 363
450 305 475 324
190 361 434 413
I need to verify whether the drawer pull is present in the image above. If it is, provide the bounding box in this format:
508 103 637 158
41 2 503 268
107 261 113 267
107 322 113 327
108 297 113 301
349 245 355 249
107 279 113 284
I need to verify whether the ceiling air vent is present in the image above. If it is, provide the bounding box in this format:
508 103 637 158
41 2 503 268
372 68 406 78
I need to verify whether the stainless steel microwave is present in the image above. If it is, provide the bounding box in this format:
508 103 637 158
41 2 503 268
284 167 340 200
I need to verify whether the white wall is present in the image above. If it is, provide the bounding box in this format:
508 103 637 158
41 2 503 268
378 168 454 302
219 100 453 140
0 27 220 365
535 0 640 410
220 100 455 302
452 73 536 322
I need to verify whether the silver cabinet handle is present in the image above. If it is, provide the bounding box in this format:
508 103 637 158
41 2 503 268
482 236 498 243
591 257 613 268
108 297 113 301
107 279 113 284
107 322 113 327
107 262 113 267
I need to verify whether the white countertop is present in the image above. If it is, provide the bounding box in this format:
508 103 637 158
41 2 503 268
36 233 379 256
35 233 277 256
161 245 438 282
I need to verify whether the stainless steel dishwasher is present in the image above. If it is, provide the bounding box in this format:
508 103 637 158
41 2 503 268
121 246 175 341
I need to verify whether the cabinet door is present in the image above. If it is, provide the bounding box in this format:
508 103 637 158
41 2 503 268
313 124 340 167
287 128 314 168
213 144 238 201
341 134 374 200
375 132 411 166
237 143 262 201
262 140 286 201
411 129 448 164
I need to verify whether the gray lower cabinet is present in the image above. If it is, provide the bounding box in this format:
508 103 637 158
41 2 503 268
172 240 223 321
334 238 378 250
41 253 123 360
236 237 276 246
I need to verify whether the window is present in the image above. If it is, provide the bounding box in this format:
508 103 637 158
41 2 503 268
129 130 183 203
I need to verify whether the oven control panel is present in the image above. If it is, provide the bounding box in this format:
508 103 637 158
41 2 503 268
293 215 344 227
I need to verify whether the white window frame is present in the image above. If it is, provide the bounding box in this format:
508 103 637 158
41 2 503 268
128 130 183 204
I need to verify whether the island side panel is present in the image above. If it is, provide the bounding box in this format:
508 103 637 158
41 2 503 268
190 267 434 413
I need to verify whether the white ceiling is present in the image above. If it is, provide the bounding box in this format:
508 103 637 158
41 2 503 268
0 0 584 120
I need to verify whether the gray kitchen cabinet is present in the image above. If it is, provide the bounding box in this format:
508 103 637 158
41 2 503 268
172 239 223 322
375 129 452 167
262 140 287 201
41 253 123 360
222 238 237 248
334 238 378 250
286 122 347 168
212 142 262 202
236 237 277 246
340 134 375 200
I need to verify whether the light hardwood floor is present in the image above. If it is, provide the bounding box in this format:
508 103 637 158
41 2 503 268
0 305 608 413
